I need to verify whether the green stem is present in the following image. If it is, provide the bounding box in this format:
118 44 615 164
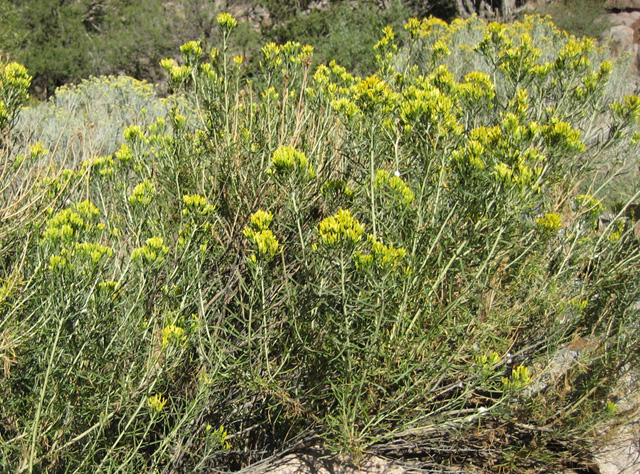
291 191 306 257
28 317 63 473
340 251 352 378
222 32 230 140
370 127 377 239
260 268 271 378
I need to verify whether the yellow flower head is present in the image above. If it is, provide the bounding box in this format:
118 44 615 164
502 365 532 391
536 213 562 234
147 394 167 413
248 210 273 231
161 324 185 348
180 41 203 60
131 237 169 265
270 145 313 179
317 209 364 248
128 179 156 206
217 13 238 29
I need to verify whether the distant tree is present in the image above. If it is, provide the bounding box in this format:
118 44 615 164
0 1 25 57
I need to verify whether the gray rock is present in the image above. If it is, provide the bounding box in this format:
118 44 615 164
607 24 636 52
606 0 640 9
241 448 407 474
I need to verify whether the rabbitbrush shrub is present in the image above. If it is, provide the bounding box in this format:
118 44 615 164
1 13 639 473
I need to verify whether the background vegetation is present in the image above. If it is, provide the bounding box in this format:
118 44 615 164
1 7 639 474
525 0 610 39
0 0 613 98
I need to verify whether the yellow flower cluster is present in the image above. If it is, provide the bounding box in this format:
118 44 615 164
206 424 232 450
554 37 594 72
128 179 156 206
160 58 192 86
131 237 169 265
453 139 486 171
48 255 69 274
47 241 113 275
493 160 541 191
161 324 185 348
374 25 396 50
97 280 121 300
123 125 145 142
536 212 562 234
1 61 31 91
243 211 280 262
499 33 542 84
147 394 167 414
28 142 48 160
355 235 406 271
73 242 114 264
216 13 237 30
330 97 360 120
261 41 314 72
404 16 451 40
458 72 496 106
353 75 395 113
182 194 215 217
611 94 640 124
476 351 501 377
49 243 108 272
502 365 532 391
249 209 273 230
573 61 612 101
374 169 414 207
542 119 586 154
180 41 203 64
115 143 133 163
43 201 101 243
269 145 314 179
88 155 115 177
399 80 462 137
431 40 450 60
42 201 111 274
0 61 31 130
317 209 364 248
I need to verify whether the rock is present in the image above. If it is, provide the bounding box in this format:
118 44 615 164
523 345 583 399
592 367 640 474
244 448 406 474
607 0 640 9
606 24 636 52
608 11 640 27
594 423 640 474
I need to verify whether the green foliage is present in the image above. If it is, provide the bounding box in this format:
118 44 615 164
15 75 169 161
270 0 412 75
1 12 639 473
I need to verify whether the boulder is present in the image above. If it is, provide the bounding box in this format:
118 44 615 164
606 0 640 9
608 11 639 26
245 448 407 474
606 24 636 53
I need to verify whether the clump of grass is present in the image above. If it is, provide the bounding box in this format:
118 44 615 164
1 13 639 474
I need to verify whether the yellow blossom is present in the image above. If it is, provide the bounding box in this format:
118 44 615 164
147 394 167 414
161 324 185 348
317 210 364 248
217 13 237 29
